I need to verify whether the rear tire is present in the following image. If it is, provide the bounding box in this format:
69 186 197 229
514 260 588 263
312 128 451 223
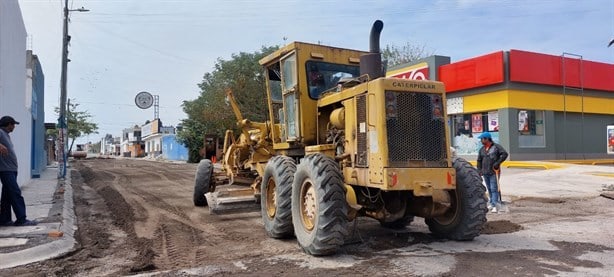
193 159 213 207
425 157 487 240
292 154 349 256
261 156 296 238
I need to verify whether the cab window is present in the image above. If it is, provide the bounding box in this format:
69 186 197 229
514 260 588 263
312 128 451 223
305 61 360 99
282 54 297 92
266 65 282 102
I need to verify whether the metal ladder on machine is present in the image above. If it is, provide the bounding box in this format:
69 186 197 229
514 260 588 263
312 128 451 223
561 52 585 160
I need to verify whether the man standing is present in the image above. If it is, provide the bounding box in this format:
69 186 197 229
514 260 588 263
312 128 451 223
476 132 508 213
0 116 37 226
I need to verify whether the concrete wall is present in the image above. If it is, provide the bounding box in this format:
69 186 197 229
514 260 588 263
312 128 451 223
1 0 31 185
27 51 46 177
143 134 162 157
161 135 188 161
502 109 614 160
553 112 614 159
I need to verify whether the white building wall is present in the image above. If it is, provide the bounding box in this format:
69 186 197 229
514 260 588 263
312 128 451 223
0 0 31 185
100 137 112 155
121 141 129 153
143 134 163 157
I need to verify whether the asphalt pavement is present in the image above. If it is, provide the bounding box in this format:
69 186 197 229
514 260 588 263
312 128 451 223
0 159 612 270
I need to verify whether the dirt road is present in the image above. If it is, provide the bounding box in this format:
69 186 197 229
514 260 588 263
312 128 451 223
2 158 613 276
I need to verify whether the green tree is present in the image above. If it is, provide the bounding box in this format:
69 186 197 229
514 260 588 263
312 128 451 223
382 42 433 68
89 141 101 153
53 99 99 154
178 45 279 162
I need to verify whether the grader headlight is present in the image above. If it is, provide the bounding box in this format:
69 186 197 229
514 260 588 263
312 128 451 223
430 94 444 119
385 91 398 119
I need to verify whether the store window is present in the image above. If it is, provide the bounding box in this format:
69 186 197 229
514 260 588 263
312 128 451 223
518 110 545 147
452 111 500 155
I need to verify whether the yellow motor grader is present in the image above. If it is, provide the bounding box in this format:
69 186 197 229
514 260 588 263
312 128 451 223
193 20 487 256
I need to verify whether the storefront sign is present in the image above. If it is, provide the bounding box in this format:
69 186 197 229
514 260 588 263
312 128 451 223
488 111 499 131
472 113 483 133
388 62 430 80
518 110 529 132
142 119 160 138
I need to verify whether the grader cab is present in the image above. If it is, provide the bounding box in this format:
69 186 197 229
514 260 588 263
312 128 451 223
193 20 487 256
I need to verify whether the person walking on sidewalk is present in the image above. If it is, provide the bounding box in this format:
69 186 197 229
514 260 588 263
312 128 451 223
476 132 508 213
0 116 37 226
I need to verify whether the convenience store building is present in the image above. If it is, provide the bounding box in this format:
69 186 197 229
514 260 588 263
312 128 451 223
387 50 614 161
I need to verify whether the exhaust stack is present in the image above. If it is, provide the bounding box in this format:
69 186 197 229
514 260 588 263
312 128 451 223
360 20 384 80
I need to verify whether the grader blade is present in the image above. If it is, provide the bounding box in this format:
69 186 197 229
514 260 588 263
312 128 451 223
205 186 260 215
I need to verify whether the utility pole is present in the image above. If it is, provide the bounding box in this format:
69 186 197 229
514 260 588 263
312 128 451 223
58 0 88 179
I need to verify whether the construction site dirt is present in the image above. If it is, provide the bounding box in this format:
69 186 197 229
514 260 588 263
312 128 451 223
2 158 613 276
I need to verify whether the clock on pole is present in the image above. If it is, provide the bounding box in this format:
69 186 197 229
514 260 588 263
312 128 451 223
135 91 154 109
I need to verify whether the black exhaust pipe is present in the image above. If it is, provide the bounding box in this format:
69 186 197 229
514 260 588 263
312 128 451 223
360 20 384 80
369 20 383 53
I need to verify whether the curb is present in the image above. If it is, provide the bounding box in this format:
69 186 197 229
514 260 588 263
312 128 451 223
548 159 614 166
0 170 77 269
468 161 566 170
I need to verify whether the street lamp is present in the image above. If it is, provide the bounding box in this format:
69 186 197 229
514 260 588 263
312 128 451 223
58 0 88 178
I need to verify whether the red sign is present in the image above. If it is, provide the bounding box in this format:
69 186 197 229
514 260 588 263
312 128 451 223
389 62 430 80
472 114 483 133
509 49 614 92
438 51 505 93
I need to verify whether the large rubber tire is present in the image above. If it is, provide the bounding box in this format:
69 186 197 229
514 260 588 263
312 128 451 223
261 156 296 238
193 159 213 207
292 154 349 256
425 157 487 240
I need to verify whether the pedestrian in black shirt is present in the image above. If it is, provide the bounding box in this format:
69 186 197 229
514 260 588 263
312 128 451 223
0 116 37 226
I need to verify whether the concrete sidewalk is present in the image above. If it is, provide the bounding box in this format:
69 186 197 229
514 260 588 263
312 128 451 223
497 162 614 201
0 160 611 270
0 165 76 269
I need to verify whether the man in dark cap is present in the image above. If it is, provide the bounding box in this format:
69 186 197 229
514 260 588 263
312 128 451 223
0 116 37 226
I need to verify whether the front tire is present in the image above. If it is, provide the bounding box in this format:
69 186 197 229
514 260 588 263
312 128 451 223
261 156 296 238
292 154 349 256
193 159 213 206
425 157 487 240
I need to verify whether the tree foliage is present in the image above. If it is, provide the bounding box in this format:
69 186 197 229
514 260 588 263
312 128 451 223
53 99 99 153
178 45 279 162
382 42 433 68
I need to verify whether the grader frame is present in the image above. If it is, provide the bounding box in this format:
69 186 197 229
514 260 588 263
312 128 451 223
193 20 487 256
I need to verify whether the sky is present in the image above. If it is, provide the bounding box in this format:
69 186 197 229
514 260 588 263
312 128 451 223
17 0 614 144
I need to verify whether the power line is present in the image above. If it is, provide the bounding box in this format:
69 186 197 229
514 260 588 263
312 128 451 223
75 21 198 65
